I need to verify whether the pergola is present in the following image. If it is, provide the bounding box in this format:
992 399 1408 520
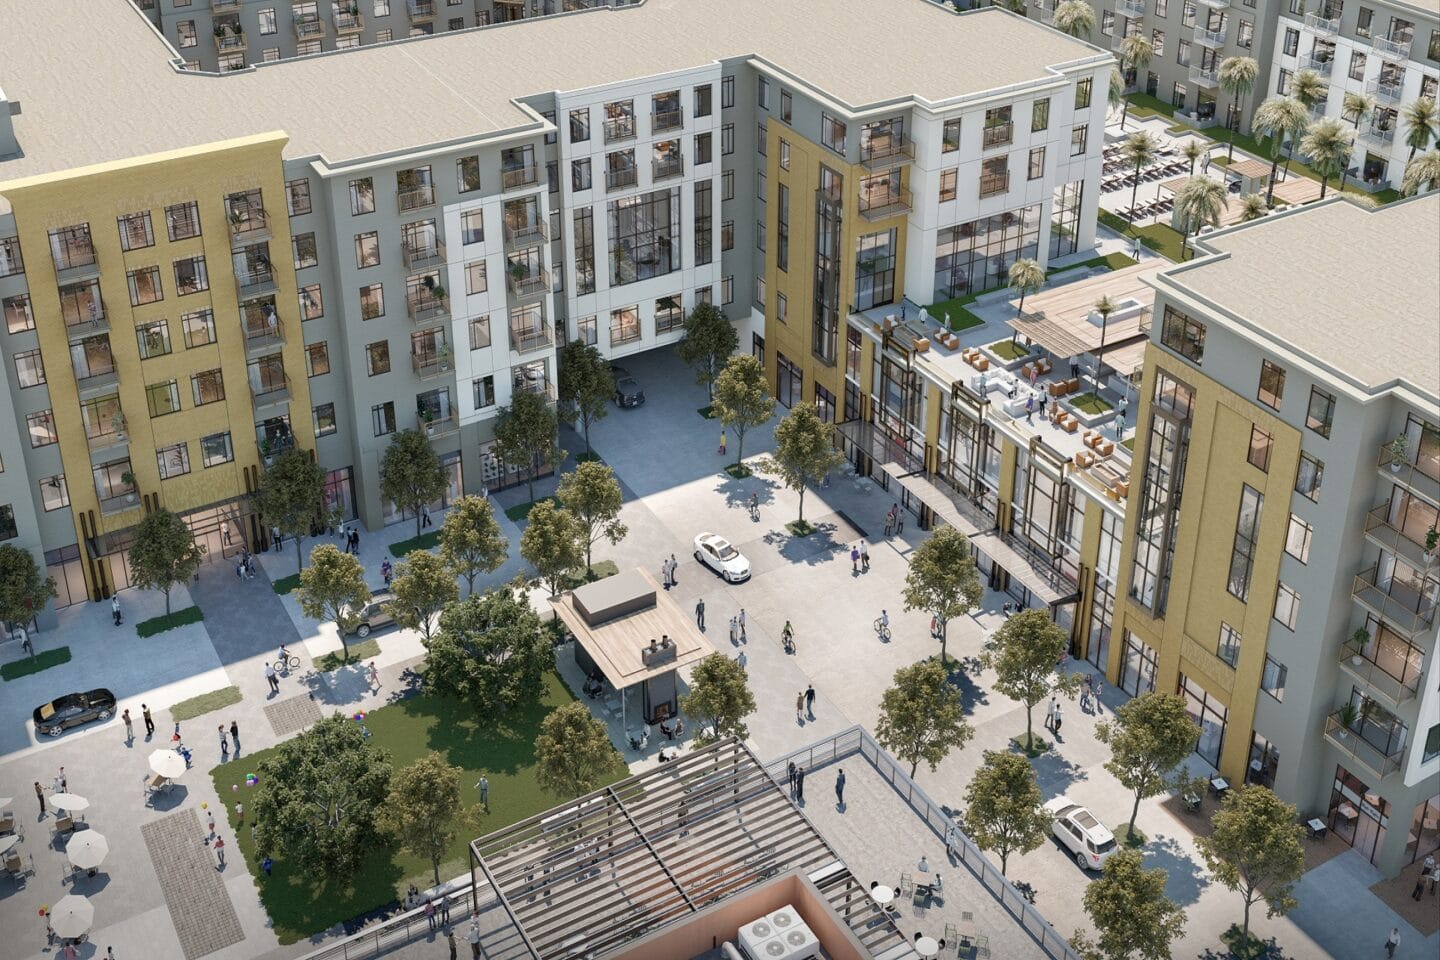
1005 261 1160 369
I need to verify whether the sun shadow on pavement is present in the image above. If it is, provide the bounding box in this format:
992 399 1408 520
1142 832 1210 907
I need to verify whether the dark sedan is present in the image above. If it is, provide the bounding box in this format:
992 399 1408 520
33 689 117 738
614 372 645 408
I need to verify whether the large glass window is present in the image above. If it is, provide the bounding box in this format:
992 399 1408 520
933 205 1042 300
695 181 713 267
608 188 680 286
821 114 847 153
1179 673 1228 767
1160 304 1206 364
813 175 843 365
609 305 641 347
1227 484 1263 601
1258 359 1286 409
1217 622 1242 667
1120 631 1158 697
573 207 596 296
1129 371 1194 614
1296 451 1324 501
854 229 896 311
1248 425 1273 471
1306 386 1336 438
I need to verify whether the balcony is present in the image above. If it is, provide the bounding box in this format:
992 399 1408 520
418 411 459 439
75 365 119 397
510 322 554 355
293 15 325 39
1119 0 1145 16
503 220 549 251
65 309 109 341
1363 503 1435 573
506 267 551 299
214 28 247 53
228 209 270 247
604 117 637 143
334 11 365 34
242 314 285 355
1303 13 1339 35
1196 0 1229 8
1194 25 1227 47
250 374 291 413
1351 564 1437 638
411 352 453 381
99 490 141 517
501 164 540 191
606 166 639 192
210 0 242 8
857 186 912 222
407 289 449 324
860 136 916 171
1189 65 1220 87
397 185 436 212
652 110 683 133
979 173 1010 199
514 377 557 402
260 432 296 468
1367 78 1405 102
652 155 684 182
236 267 277 299
981 122 1013 151
403 238 447 271
53 248 100 285
1373 35 1411 60
1378 443 1440 504
1338 637 1420 707
87 430 129 461
407 0 435 20
1299 55 1334 76
1322 707 1406 779
1361 122 1396 148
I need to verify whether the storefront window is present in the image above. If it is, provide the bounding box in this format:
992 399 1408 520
1179 673 1228 768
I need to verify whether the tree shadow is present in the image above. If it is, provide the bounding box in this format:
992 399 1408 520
945 665 990 714
712 471 780 512
1029 750 1088 794
1142 831 1210 907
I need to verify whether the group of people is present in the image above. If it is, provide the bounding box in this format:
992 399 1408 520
849 542 871 573
234 549 257 580
659 553 679 588
883 502 905 537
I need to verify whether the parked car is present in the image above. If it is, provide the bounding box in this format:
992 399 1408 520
343 590 397 638
693 533 751 583
1044 795 1118 871
613 367 645 408
33 688 117 738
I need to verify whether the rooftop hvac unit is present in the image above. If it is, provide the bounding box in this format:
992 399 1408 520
766 906 820 960
737 917 777 960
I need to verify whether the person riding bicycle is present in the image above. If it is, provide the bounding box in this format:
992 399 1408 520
278 643 290 666
878 610 890 634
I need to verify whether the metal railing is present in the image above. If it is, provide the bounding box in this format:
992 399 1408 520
1119 0 1145 16
210 0 242 9
86 429 128 456
1195 0 1229 8
981 121 1013 150
242 314 284 351
1351 564 1438 638
1377 443 1440 504
859 135 916 171
1361 123 1396 146
410 352 451 380
235 267 276 297
250 374 291 410
1372 35 1411 59
605 166 638 191
652 155 684 181
857 186 912 221
604 116 636 142
334 11 365 32
979 172 1010 199
1367 78 1404 102
75 364 119 395
1322 709 1405 778
503 220 549 249
228 208 270 242
295 888 478 960
1194 25 1227 45
99 491 140 516
215 31 246 51
419 412 459 438
407 291 449 324
1337 636 1420 705
407 0 436 18
397 185 435 212
1298 55 1334 76
1362 503 1433 572
1189 65 1220 86
293 16 325 39
651 109 683 132
1303 13 1339 34
506 268 551 298
510 323 554 355
402 238 446 271
501 164 539 190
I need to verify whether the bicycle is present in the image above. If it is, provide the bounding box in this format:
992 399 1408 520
873 617 891 642
273 653 301 673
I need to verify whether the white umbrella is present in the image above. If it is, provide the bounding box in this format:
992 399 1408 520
48 894 93 938
0 834 18 855
148 749 186 779
49 793 89 812
66 831 108 870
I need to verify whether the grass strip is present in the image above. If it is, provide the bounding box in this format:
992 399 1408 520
1070 392 1114 415
697 405 717 419
503 496 561 523
272 573 301 595
1 646 71 681
987 339 1030 361
387 530 441 558
169 685 243 721
557 560 619 592
924 294 986 331
313 638 381 673
786 520 816 537
724 463 753 479
135 606 204 637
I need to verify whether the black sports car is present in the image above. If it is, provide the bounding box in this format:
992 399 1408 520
33 689 117 737
611 366 646 408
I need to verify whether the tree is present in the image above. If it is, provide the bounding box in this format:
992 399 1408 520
1286 70 1328 179
1401 97 1438 160
0 544 57 634
519 500 584 597
875 659 973 778
981 609 1079 750
711 354 776 470
1300 117 1355 199
1218 56 1259 160
424 586 553 715
1051 0 1094 39
1006 259 1045 330
439 496 508 596
1237 193 1267 222
674 301 738 401
495 389 563 503
252 714 393 882
1093 295 1116 393
1252 96 1309 205
1174 175 1227 259
1341 90 1376 130
251 447 327 576
556 338 614 457
1402 149 1440 195
1119 131 1161 222
387 550 457 642
679 653 757 746
379 753 465 885
379 429 447 539
1195 785 1306 941
534 702 622 798
127 509 206 616
1117 34 1154 131
962 750 1048 875
1181 139 1205 177
556 462 627 574
297 544 370 660
1070 850 1187 960
901 527 981 664
763 402 844 526
1108 67 1124 120
1095 692 1199 838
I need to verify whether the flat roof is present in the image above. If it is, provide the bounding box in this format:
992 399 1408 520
1157 195 1440 400
0 0 1105 183
1006 261 1161 358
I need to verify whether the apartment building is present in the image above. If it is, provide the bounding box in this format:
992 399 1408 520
1268 0 1440 191
1110 195 1440 879
0 0 1109 616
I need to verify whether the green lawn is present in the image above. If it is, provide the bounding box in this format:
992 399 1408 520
987 339 1030 361
557 560 619 592
786 519 817 537
697 405 717 419
1100 209 1189 263
724 463 753 479
271 573 301 595
1121 436 1137 452
1120 92 1177 122
1 646 71 681
313 638 381 673
388 530 441 558
923 295 985 331
1010 734 1052 757
1190 127 1402 204
1070 392 1114 415
135 606 204 637
1048 252 1138 277
210 670 621 944
503 496 561 523
169 686 243 722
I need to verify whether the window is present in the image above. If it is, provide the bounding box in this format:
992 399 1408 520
776 184 789 271
722 276 734 305
757 123 768 156
177 20 196 47
1346 51 1367 82
191 369 225 406
721 123 734 155
200 431 233 468
609 305 641 347
473 376 496 410
1217 622 1242 667
39 475 69 512
1177 39 1191 68
1355 6 1372 37
1027 147 1046 180
781 90 792 123
1182 1 1196 25
372 402 396 437
468 315 491 349
27 410 57 447
165 201 201 241
757 170 767 199
655 295 684 334
1273 582 1299 629
349 177 376 215
1284 514 1312 563
821 113 847 153
979 157 1009 197
942 118 962 153
1075 77 1093 109
1248 425 1273 471
983 106 1013 149
1305 386 1335 438
1153 28 1165 56
136 320 172 359
258 8 277 33
4 294 33 333
939 169 958 202
757 76 770 109
299 284 323 321
1295 452 1324 501
457 156 481 193
1227 484 1263 601
1070 124 1088 157
286 178 312 216
695 84 712 118
313 403 337 437
1160 304 1205 363
465 260 488 295
354 231 381 269
174 254 209 294
1283 27 1298 56
291 233 318 270
1261 656 1286 701
396 165 434 210
608 188 681 286
1257 359 1285 409
1236 18 1253 47
1102 10 1114 34
13 350 44 388
118 212 155 251
722 170 734 200
721 75 734 108
776 292 788 323
572 158 592 191
461 209 484 245
156 442 191 480
181 308 216 348
0 236 23 278
360 283 384 320
146 379 182 418
366 340 391 376
722 220 734 250
754 276 766 306
1031 98 1050 132
306 342 330 377
127 266 163 306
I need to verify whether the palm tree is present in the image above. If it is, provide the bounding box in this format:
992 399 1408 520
1342 90 1377 130
1174 175 1226 259
1290 69 1328 114
1182 139 1205 176
1237 193 1268 222
1109 67 1125 118
1400 97 1439 160
1120 131 1161 222
1252 96 1310 205
1301 117 1355 198
1401 149 1440 196
1218 56 1259 160
1007 259 1046 338
1118 34 1154 131
1051 0 1094 39
1092 295 1115 394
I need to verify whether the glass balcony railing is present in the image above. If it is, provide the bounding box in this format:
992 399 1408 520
407 0 436 19
859 135 916 171
228 209 270 245
510 323 554 355
242 313 284 353
604 117 636 143
407 290 449 324
1362 503 1435 572
503 219 549 250
403 238 446 271
506 267 551 299
1372 35 1411 60
1377 444 1440 503
1338 636 1421 706
652 110 683 133
397 185 436 212
1322 707 1406 778
334 11 364 33
606 166 639 192
250 373 291 411
1303 12 1339 34
1351 564 1438 638
857 186 912 222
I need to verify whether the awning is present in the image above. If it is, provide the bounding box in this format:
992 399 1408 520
879 462 987 538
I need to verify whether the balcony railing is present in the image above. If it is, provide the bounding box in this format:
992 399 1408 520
407 0 436 19
652 110 683 133
1338 636 1420 706
652 156 684 181
1303 13 1339 35
501 164 540 191
1378 443 1440 504
293 16 325 39
506 268 551 299
514 378 557 401
86 429 128 459
397 184 436 212
228 209 270 245
1196 0 1229 8
857 186 912 222
242 314 285 353
1363 503 1434 573
1298 55 1334 76
411 352 453 380
53 248 100 285
503 220 549 250
236 267 277 298
334 11 364 33
250 374 291 412
1189 65 1220 86
1373 35 1411 60
210 0 242 9
606 166 639 191
75 365 119 396
215 30 247 52
604 117 636 143
407 291 449 324
981 122 1013 150
65 306 109 340
403 239 446 271
860 136 916 171
418 411 459 439
1366 78 1404 102
1351 564 1438 638
99 490 141 516
1362 123 1396 147
1322 708 1406 778
1119 0 1145 16
510 323 554 355
979 173 1010 199
1194 25 1227 46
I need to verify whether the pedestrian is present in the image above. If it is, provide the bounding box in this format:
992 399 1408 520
234 800 244 825
142 703 155 738
835 768 846 807
860 542 869 572
695 597 705 630
1425 853 1437 895
122 709 133 743
20 629 33 657
805 684 815 715
425 898 437 932
447 929 458 960
795 766 805 802
219 725 229 760
796 691 804 721
111 595 122 626
381 559 393 587
669 553 678 587
1412 867 1427 900
661 557 672 588
230 719 239 752
718 428 727 455
736 650 748 671
1025 394 1034 423
918 854 930 873
271 525 282 553
1053 701 1063 734
729 616 738 645
214 836 226 868
895 505 904 534
476 775 490 811
441 896 451 925
467 917 481 960
1385 927 1400 958
421 504 433 528
787 761 797 796
58 766 67 792
261 856 273 877
1046 695 1057 730
738 608 747 641
851 544 860 572
352 529 361 554
1070 359 1080 380
221 520 231 546
367 661 380 690
265 662 278 693
206 808 216 838
34 780 45 816
944 823 959 858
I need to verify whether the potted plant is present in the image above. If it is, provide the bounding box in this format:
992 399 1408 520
1425 528 1438 564
1349 627 1369 665
120 471 137 503
510 261 527 282
437 344 454 372
1336 701 1358 737
231 22 244 36
430 284 447 301
1387 434 1408 471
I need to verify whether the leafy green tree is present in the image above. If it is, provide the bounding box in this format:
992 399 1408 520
495 389 564 503
901 527 981 664
680 653 757 746
519 500 584 597
1117 34 1154 131
557 338 614 457
674 301 738 401
876 660 972 778
439 496 508 596
1195 785 1306 940
1401 96 1438 160
1174 175 1227 259
711 354 776 470
378 753 466 885
251 447 328 575
387 550 457 642
763 402 844 525
1095 692 1199 838
1070 850 1187 960
1252 96 1310 205
1218 55 1260 160
534 701 623 798
962 750 1049 875
252 714 393 882
1402 149 1440 195
1007 258 1045 329
379 429 447 539
1300 117 1355 199
556 462 627 574
1051 0 1094 38
0 544 56 637
981 609 1080 750
298 543 370 659
1119 131 1161 223
424 586 553 715
127 509 206 616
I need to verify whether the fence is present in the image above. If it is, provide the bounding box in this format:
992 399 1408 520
295 885 481 960
766 726 1083 960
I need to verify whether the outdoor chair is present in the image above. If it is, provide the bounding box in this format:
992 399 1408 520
898 871 914 898
53 816 74 835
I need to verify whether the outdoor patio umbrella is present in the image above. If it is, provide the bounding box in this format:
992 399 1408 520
66 831 108 870
0 833 19 855
49 793 90 813
48 895 93 938
148 749 186 779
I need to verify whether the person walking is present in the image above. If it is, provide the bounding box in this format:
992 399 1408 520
261 856 273 877
738 608 747 641
467 917 481 960
367 661 380 691
58 767 67 793
265 662 279 693
271 525 282 553
425 898 437 932
219 725 229 761
142 703 155 738
1425 853 1437 895
34 780 45 817
1411 866 1428 900
213 836 226 869
805 685 816 716
781 620 794 651
381 559 393 587
795 766 805 803
736 650 747 671
1385 927 1400 958
669 554 678 588
1046 695 1057 730
851 544 860 573
835 768 846 808
860 542 870 572
1052 701 1063 735
421 504 433 529
221 521 231 546
661 556 672 588
695 598 705 630
111 595 122 626
206 808 216 839
795 691 805 721
787 761 797 796
230 720 240 752
728 616 738 645
944 823 959 858
718 429 727 455
234 800 244 826
122 709 134 744
476 775 490 811
447 929 458 960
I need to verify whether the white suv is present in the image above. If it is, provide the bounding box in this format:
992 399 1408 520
1044 796 1118 871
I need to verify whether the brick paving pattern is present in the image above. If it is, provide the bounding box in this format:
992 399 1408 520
142 809 246 959
264 694 322 737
